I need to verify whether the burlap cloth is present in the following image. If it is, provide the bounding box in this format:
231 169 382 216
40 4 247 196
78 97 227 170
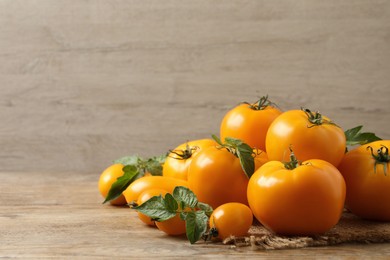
223 211 390 250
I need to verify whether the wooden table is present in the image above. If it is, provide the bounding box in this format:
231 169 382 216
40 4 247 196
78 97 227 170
2 171 390 259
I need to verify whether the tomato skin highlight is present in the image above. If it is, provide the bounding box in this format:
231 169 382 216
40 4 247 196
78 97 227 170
98 164 127 206
188 146 251 209
210 203 253 240
220 103 282 151
247 159 346 236
265 109 346 167
338 140 390 221
163 138 217 181
136 189 168 226
123 176 188 204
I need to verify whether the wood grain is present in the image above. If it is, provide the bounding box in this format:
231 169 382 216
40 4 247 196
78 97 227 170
1 171 390 258
0 1 389 173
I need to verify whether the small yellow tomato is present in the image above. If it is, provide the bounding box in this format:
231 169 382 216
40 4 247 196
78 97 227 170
98 164 127 206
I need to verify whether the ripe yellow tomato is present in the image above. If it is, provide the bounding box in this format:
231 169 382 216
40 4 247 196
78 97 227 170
247 158 346 236
122 176 188 204
338 140 390 221
188 146 250 209
98 164 127 206
136 189 168 226
155 214 187 236
266 109 346 167
163 139 217 180
209 203 253 240
220 99 282 151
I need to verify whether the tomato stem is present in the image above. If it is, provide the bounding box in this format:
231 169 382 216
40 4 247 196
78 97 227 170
245 95 275 111
302 108 336 128
284 147 300 170
202 216 219 241
169 143 199 160
367 145 389 176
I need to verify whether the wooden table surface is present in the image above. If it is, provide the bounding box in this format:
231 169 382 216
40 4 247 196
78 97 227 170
2 171 390 259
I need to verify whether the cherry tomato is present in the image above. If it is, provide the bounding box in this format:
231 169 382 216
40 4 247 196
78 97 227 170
163 138 217 180
122 176 188 204
155 213 186 236
247 156 346 236
136 189 168 226
266 109 346 167
98 164 127 206
188 146 251 209
338 140 390 221
209 203 253 240
220 97 282 151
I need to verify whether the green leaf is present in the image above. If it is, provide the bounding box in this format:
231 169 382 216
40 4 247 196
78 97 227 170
133 195 177 222
185 211 209 244
197 202 213 216
211 134 223 146
103 165 139 204
130 185 214 244
224 136 243 146
215 136 255 178
172 186 198 208
164 193 179 212
179 211 188 221
145 156 164 176
153 154 168 164
345 125 382 146
236 142 255 178
113 155 139 165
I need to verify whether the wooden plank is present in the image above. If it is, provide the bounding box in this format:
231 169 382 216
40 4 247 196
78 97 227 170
0 0 389 173
1 171 390 258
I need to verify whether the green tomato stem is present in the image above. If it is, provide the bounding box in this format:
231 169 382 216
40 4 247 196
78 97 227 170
245 95 273 111
283 147 300 170
367 145 389 176
302 107 337 128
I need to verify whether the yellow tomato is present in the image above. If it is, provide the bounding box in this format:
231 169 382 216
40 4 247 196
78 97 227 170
98 164 127 206
123 176 188 204
163 138 217 180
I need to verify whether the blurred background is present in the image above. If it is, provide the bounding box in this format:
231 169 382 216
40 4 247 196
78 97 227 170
1 1 389 173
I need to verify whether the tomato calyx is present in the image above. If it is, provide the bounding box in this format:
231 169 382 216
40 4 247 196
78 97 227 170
302 108 336 128
202 216 219 241
244 95 276 111
168 143 199 160
283 147 301 170
367 145 389 175
212 135 255 178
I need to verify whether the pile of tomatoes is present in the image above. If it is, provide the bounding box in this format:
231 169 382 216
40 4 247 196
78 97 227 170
98 96 390 242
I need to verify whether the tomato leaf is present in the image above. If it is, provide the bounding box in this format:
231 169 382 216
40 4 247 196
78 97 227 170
145 156 165 176
173 186 198 208
164 193 179 212
236 142 255 178
345 125 382 146
113 155 139 165
130 186 213 244
217 136 255 178
224 136 243 147
184 211 209 244
132 195 177 222
103 165 139 204
197 202 213 216
212 134 223 146
105 154 166 203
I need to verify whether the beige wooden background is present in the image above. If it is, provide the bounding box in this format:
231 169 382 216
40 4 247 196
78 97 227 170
1 0 389 174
